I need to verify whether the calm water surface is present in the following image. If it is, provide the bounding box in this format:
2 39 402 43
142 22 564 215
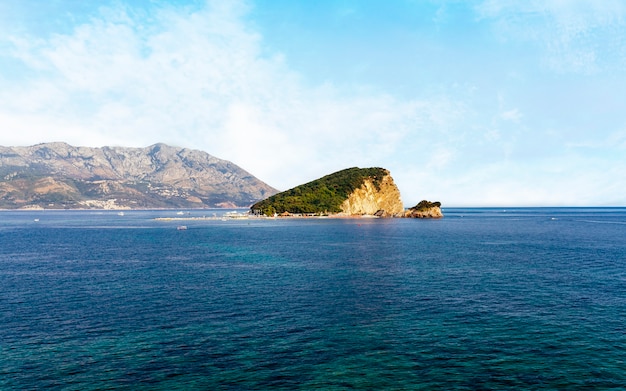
1 208 625 389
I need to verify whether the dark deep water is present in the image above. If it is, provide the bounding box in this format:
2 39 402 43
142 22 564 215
1 208 625 389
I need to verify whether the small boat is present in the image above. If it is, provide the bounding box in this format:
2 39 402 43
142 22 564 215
177 225 188 230
117 212 125 216
224 211 249 219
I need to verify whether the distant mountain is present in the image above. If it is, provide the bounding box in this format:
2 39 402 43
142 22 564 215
0 142 278 209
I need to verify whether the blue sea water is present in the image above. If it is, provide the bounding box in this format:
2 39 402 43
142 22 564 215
1 208 625 390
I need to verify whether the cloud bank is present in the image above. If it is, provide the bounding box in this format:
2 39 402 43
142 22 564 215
1 0 626 206
1 1 460 198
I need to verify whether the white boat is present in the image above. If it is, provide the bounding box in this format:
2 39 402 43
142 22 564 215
224 211 249 219
177 225 187 230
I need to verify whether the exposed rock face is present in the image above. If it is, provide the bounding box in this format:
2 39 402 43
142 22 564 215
0 142 278 209
341 173 404 216
404 200 443 218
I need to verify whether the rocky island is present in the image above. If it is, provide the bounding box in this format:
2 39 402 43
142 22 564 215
250 167 442 218
403 200 444 218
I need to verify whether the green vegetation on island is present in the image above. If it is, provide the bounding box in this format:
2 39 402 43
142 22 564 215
411 200 441 211
251 167 389 216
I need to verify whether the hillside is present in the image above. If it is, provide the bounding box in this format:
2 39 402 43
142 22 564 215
0 142 278 209
250 167 404 216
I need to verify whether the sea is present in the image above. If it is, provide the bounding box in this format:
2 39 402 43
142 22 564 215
1 208 625 390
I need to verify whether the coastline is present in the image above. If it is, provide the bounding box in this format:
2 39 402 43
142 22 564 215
154 213 383 221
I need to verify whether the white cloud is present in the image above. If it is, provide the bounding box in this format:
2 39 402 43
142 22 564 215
476 0 626 73
399 155 626 207
500 108 521 122
427 147 455 170
607 129 626 150
0 0 461 194
2 0 624 206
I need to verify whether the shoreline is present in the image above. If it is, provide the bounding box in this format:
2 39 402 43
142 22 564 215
154 213 383 221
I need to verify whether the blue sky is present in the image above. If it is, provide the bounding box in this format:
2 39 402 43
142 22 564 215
1 0 625 206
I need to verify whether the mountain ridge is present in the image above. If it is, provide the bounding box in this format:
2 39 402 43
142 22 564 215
0 142 278 209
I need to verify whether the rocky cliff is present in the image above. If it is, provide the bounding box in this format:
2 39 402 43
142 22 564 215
340 173 404 216
404 200 443 218
251 167 404 216
0 142 278 209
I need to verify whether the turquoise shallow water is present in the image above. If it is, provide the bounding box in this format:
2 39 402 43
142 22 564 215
1 208 625 389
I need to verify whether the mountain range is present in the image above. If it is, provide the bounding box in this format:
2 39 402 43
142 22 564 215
0 142 278 209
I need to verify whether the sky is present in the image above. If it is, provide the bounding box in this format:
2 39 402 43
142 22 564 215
1 0 625 207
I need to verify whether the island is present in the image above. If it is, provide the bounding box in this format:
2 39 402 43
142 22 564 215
250 167 442 218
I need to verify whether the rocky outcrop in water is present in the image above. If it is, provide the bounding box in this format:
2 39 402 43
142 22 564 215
0 142 278 209
404 200 443 218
